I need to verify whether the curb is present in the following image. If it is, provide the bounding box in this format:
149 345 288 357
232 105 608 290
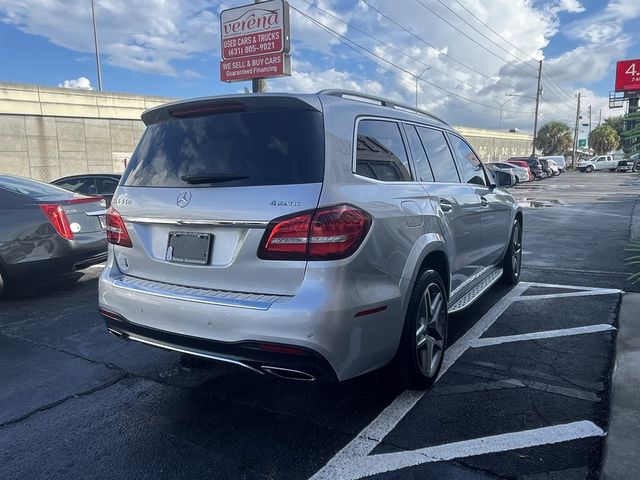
601 292 640 479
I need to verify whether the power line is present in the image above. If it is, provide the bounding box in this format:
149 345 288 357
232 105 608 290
415 0 539 77
450 0 576 102
359 0 525 92
294 0 526 103
289 6 533 117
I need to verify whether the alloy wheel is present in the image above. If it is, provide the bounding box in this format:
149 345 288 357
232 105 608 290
512 223 522 279
415 282 446 378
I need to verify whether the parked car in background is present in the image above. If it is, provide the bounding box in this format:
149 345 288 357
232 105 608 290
539 158 556 177
616 153 640 173
488 162 530 183
52 174 121 207
99 90 523 390
547 159 561 176
0 175 107 296
515 157 545 179
506 159 534 180
485 163 518 185
577 155 617 172
539 156 566 172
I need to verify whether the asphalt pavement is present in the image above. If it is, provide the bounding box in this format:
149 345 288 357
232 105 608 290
1 170 639 479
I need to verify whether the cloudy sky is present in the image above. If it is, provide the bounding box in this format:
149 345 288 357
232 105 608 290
0 0 638 133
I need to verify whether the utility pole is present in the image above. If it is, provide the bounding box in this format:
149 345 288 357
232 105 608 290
588 105 592 137
531 59 543 157
91 0 103 92
598 109 602 127
572 93 581 169
251 0 267 93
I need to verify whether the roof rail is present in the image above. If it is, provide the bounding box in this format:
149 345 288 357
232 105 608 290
316 89 448 125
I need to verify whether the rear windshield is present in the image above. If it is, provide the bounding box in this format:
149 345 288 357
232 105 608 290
0 175 73 199
122 109 324 188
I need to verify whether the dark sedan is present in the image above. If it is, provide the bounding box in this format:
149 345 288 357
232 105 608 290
0 175 108 296
51 174 121 207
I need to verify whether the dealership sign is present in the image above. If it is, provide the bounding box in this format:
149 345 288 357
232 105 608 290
220 0 291 82
615 59 640 93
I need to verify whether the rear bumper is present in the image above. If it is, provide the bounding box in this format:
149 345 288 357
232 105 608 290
101 310 337 381
6 234 107 282
98 258 405 381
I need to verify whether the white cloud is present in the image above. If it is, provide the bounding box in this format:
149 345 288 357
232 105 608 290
0 0 219 77
1 0 638 131
58 77 93 90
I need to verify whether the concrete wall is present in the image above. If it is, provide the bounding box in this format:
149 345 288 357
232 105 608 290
0 82 175 181
0 81 533 182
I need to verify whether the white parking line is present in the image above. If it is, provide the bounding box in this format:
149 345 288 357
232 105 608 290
314 421 604 479
310 282 619 480
516 290 622 301
471 324 616 348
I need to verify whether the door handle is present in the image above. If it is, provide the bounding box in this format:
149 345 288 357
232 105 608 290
480 196 489 207
439 199 453 213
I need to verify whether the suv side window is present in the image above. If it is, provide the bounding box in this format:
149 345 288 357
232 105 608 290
404 124 434 182
416 126 460 183
447 134 487 186
356 120 412 182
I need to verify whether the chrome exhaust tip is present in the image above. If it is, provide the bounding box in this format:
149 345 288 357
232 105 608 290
107 328 125 339
261 366 315 382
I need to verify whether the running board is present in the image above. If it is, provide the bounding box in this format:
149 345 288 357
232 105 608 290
448 268 503 313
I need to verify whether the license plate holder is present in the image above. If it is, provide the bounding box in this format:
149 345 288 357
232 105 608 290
166 232 212 265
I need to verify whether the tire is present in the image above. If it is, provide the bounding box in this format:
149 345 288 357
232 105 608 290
395 269 448 390
634 164 640 173
0 269 5 298
501 219 522 285
586 165 594 173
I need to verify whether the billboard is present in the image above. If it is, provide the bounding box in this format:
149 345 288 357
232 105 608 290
220 0 291 83
615 59 640 93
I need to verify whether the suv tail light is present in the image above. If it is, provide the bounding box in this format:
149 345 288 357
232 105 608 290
106 207 132 248
259 205 371 261
39 204 74 240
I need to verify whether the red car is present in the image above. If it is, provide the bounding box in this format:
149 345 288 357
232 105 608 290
506 159 534 181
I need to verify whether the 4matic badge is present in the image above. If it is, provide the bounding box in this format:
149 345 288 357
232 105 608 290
270 200 301 207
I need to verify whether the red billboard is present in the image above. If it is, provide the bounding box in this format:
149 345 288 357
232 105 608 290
615 59 640 92
220 52 291 82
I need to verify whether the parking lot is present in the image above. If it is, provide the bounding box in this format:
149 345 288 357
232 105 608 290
1 171 639 480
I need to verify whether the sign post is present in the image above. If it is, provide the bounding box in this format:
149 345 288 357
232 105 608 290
220 0 291 91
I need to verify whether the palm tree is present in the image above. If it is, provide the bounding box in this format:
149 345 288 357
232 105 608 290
534 121 573 155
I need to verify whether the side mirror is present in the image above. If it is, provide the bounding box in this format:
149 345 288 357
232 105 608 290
494 170 514 188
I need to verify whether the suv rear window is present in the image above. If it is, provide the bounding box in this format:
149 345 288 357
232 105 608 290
122 109 324 188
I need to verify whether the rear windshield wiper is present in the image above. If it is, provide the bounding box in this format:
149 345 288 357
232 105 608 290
181 174 249 185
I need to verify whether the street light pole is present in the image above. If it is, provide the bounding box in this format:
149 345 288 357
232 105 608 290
415 66 431 108
493 98 513 131
91 0 103 92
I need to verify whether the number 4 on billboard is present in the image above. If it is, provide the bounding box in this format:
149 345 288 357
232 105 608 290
626 62 637 76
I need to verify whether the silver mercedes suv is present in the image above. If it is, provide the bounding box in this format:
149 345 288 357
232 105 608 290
99 90 522 389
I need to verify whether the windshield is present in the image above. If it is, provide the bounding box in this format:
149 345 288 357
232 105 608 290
122 109 325 188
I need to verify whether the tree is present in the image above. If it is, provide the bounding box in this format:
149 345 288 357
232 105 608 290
534 121 573 155
620 110 640 155
604 115 625 138
589 124 620 154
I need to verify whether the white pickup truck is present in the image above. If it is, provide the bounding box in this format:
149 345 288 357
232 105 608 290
577 155 617 172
